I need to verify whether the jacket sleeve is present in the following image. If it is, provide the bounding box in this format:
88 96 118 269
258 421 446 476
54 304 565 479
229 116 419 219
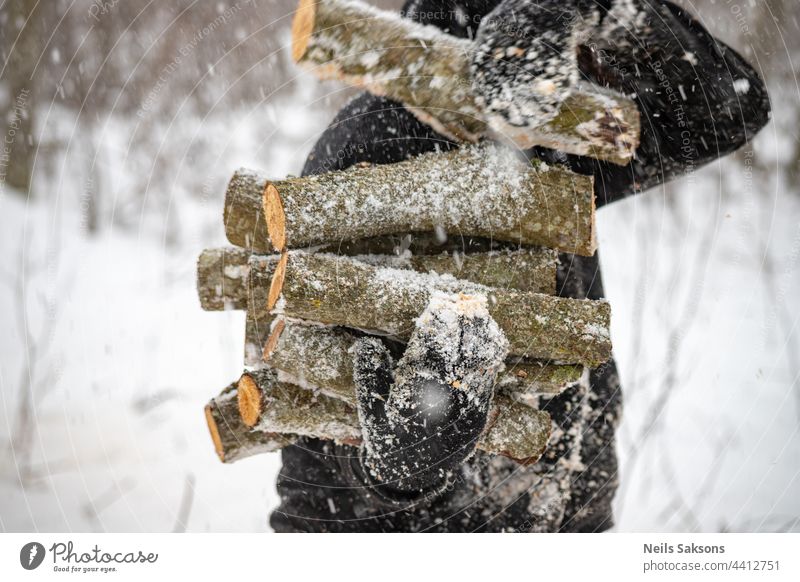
404 0 770 204
512 0 771 204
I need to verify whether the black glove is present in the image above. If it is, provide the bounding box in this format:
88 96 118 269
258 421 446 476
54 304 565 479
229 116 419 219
350 292 509 500
470 0 602 131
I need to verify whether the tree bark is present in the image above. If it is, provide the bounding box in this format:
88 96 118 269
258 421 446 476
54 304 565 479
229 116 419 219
313 231 544 256
237 370 363 445
291 0 640 164
499 359 584 395
265 319 583 400
226 145 596 256
239 369 552 465
196 247 252 311
205 382 295 463
353 247 557 295
224 168 272 252
249 252 612 366
198 245 558 312
244 311 274 367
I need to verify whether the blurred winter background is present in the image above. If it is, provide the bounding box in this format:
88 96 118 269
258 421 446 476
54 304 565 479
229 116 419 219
0 0 797 532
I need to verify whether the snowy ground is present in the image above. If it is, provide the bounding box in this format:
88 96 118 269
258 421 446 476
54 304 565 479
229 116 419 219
0 71 337 531
600 135 800 531
1 87 798 532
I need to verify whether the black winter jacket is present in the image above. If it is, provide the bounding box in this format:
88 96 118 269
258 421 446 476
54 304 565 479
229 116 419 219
269 0 770 532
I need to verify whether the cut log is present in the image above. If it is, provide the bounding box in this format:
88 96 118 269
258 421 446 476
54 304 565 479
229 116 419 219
242 254 281 367
196 247 252 311
249 252 612 366
237 370 362 445
291 0 640 164
265 320 583 399
268 252 288 310
204 383 295 463
198 245 558 313
244 311 274 367
226 145 596 256
238 369 552 465
224 168 272 252
265 321 360 404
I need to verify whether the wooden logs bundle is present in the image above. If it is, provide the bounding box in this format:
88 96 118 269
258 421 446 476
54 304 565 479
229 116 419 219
198 0 638 472
204 163 614 464
198 246 585 389
198 228 609 464
291 0 640 164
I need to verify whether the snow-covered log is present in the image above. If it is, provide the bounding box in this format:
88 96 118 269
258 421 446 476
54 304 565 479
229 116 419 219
197 245 558 312
225 206 510 256
291 0 640 164
225 145 597 256
196 247 252 311
265 320 583 398
237 370 362 445
237 369 552 465
204 383 295 463
249 252 612 366
498 359 584 395
354 247 557 295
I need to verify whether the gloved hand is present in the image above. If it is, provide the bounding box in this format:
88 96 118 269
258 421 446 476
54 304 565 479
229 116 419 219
350 292 509 499
469 0 601 130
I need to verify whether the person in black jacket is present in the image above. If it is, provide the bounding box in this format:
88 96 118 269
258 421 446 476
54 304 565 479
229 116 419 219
269 0 770 532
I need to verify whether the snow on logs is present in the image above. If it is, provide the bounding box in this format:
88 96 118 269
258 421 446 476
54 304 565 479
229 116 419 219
290 0 640 164
224 145 597 256
197 246 583 391
249 252 612 367
264 320 584 399
237 371 362 445
199 243 606 464
197 244 559 308
202 5 632 466
237 369 552 465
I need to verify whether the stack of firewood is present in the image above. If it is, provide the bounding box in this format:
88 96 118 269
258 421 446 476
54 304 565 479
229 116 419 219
198 0 640 468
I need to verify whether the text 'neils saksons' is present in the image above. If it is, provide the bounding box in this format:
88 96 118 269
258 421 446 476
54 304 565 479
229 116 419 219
644 543 725 554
